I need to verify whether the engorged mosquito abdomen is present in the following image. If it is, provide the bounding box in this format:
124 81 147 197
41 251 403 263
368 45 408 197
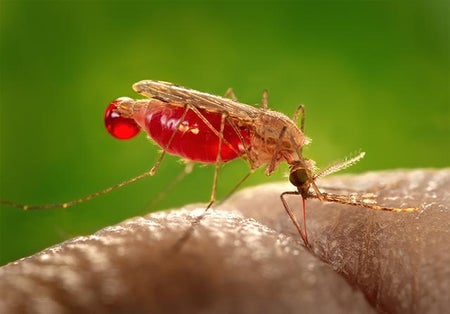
146 106 250 162
128 100 251 163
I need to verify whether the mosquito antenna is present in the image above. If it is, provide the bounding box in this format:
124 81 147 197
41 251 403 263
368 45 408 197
0 170 156 210
314 151 366 180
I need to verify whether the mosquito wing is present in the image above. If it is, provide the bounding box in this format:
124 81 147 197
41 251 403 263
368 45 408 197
133 80 260 119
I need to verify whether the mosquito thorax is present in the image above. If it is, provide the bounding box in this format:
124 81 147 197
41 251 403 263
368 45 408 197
104 97 141 140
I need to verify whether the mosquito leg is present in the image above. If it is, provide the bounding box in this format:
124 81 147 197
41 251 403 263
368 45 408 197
215 115 255 201
143 163 194 213
171 171 254 255
171 114 226 254
265 126 287 175
1 169 157 210
308 191 419 213
171 168 255 255
150 105 190 175
217 170 254 206
225 116 255 167
171 113 253 254
261 89 269 110
224 88 238 101
171 113 226 253
210 112 226 202
188 106 239 156
292 104 305 133
280 191 310 248
149 151 167 175
309 180 324 202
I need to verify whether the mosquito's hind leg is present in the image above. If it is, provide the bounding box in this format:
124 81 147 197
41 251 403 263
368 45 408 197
224 88 238 101
142 162 194 214
149 105 191 175
210 112 227 203
170 107 255 254
214 116 256 204
261 89 269 110
292 104 305 132
170 113 228 253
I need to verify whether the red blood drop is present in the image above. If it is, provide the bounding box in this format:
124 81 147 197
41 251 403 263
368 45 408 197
137 104 251 163
104 98 141 140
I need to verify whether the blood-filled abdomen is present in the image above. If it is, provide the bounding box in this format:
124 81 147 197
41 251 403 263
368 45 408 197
135 100 251 163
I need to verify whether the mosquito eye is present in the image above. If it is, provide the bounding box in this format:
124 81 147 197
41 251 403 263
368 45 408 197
104 98 141 140
289 169 308 188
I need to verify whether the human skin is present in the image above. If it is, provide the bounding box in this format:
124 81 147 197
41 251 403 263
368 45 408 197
0 169 448 313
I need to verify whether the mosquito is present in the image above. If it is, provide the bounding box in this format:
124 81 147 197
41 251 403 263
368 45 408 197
1 80 419 247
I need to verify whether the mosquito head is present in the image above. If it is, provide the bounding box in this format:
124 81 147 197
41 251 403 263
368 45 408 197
288 159 316 197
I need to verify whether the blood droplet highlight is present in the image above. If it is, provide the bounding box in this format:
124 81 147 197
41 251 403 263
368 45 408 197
104 97 141 140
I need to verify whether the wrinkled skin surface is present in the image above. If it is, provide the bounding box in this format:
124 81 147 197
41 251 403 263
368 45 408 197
1 169 448 314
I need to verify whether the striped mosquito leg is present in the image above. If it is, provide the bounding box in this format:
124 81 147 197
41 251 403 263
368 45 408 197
309 191 419 213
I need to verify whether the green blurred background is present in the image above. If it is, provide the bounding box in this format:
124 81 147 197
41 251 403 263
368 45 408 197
0 0 448 265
